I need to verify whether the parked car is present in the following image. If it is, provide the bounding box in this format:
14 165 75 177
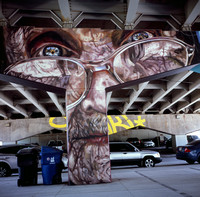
141 139 155 148
47 140 65 151
0 144 68 177
0 144 37 177
109 142 162 167
187 135 199 143
176 139 200 164
126 137 141 148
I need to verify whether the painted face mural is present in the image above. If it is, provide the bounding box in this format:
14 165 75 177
2 28 198 185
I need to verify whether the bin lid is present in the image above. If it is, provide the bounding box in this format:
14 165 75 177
16 147 40 156
41 146 63 154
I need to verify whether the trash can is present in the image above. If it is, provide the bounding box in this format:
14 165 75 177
40 146 63 185
16 147 39 186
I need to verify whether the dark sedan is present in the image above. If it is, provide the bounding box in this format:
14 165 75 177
176 139 200 164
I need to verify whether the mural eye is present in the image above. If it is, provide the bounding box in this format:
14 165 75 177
43 46 62 56
132 32 152 41
35 44 75 58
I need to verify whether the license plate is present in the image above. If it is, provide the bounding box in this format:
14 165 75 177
179 147 182 151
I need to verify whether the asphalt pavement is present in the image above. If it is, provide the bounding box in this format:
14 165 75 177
1 154 200 197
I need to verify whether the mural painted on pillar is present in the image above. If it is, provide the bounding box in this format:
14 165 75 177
2 28 200 185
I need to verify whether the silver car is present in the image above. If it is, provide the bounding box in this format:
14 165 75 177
109 142 162 167
141 139 155 148
0 144 68 177
0 144 36 177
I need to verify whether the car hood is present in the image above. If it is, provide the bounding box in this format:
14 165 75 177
140 150 160 155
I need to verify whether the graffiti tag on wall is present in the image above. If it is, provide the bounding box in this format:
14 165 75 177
49 115 146 135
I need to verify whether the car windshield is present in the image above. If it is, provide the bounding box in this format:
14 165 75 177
187 139 200 146
110 143 139 152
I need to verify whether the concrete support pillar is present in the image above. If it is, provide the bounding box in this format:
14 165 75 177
172 135 176 152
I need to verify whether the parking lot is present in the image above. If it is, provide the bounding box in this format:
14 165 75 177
1 154 200 197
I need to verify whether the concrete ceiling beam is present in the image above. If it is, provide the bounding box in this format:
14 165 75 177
47 91 65 116
0 92 28 117
8 9 62 27
73 13 124 29
122 81 149 114
177 90 200 113
58 0 73 27
160 76 200 113
194 102 200 113
125 0 139 25
142 71 193 113
10 83 49 117
182 0 200 29
0 109 8 119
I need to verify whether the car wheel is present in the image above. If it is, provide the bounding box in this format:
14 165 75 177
0 163 11 177
17 179 21 187
143 158 155 167
197 156 200 164
186 160 195 164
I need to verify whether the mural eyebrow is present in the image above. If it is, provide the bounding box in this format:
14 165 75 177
26 31 82 57
111 30 131 48
111 30 162 47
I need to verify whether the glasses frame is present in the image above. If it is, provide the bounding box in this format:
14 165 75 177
5 37 195 110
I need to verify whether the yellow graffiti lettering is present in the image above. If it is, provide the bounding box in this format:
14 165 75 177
107 123 113 135
121 115 135 128
107 116 117 134
49 116 146 135
134 116 146 127
49 117 66 129
107 115 135 134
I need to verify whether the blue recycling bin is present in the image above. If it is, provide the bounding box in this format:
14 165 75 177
40 146 63 185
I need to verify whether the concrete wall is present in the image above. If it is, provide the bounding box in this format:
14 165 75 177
108 114 200 135
17 132 67 148
109 128 171 142
0 117 66 144
0 114 200 144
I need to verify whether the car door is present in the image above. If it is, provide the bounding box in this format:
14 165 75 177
0 146 21 169
121 143 141 165
109 143 124 165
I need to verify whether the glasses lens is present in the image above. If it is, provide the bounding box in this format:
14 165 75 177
113 40 188 82
6 57 87 109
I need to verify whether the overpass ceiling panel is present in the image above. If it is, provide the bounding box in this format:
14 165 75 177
0 79 66 120
15 17 61 28
107 65 200 115
0 0 198 30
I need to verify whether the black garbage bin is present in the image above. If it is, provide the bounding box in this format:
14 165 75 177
16 147 39 186
40 146 63 185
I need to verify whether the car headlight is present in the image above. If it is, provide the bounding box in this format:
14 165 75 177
155 153 160 158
